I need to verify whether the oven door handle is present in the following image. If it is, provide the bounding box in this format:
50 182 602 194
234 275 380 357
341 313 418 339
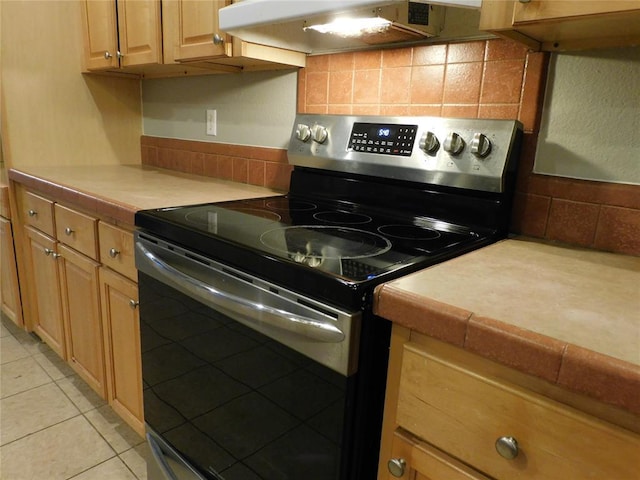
136 241 346 343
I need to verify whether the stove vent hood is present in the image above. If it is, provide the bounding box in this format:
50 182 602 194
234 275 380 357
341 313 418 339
219 0 487 55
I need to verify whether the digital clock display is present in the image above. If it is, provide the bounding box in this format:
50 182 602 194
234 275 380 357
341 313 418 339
348 122 417 157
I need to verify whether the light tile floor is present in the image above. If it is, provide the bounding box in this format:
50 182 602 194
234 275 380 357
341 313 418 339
1 314 150 480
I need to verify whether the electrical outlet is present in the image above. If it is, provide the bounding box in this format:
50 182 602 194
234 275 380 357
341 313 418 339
206 109 217 136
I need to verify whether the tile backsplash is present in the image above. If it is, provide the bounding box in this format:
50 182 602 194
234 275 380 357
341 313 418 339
140 136 292 192
142 38 639 256
298 38 639 256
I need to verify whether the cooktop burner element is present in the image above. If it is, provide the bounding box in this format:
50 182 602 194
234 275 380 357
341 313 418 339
266 198 316 211
260 225 392 261
313 211 372 225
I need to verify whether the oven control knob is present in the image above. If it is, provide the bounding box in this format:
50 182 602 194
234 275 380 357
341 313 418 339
444 132 465 155
471 132 492 158
419 131 440 155
295 124 311 142
311 124 328 144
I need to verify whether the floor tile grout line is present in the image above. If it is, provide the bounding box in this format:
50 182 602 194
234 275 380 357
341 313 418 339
2 316 147 479
0 410 85 449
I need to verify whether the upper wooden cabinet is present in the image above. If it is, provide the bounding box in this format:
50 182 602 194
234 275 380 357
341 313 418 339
162 0 231 62
81 0 305 77
162 0 305 72
81 0 162 71
479 0 640 51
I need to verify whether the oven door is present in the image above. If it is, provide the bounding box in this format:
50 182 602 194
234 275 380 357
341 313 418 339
135 233 360 480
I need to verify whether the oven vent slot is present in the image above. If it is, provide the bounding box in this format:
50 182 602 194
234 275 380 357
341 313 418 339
222 267 254 284
185 252 210 266
297 298 338 320
138 233 159 245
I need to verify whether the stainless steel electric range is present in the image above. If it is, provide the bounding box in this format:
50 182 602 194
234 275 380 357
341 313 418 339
135 114 523 480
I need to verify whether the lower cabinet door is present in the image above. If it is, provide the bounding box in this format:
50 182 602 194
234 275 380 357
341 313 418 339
100 266 144 436
59 244 106 397
386 429 491 480
24 226 66 358
1 216 23 326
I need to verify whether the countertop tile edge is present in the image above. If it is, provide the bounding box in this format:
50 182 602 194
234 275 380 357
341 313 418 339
558 344 640 416
374 283 640 415
374 284 471 347
465 314 566 384
9 168 138 226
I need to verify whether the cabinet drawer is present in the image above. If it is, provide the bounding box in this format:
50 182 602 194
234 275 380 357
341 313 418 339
55 204 98 259
98 222 136 281
18 189 55 236
396 343 640 480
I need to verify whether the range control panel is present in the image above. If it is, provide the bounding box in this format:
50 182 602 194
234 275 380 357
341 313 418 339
348 123 417 156
288 114 523 193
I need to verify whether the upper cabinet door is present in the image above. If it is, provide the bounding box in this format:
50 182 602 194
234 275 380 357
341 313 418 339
82 0 162 71
116 0 162 67
513 0 640 24
163 0 231 62
479 0 640 51
81 0 119 70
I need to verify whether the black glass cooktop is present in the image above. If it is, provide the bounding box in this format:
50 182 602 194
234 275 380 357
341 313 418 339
136 195 489 286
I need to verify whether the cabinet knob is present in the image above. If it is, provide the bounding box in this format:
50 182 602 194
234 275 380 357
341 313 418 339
495 436 519 459
129 299 139 309
109 248 120 258
387 458 406 477
104 51 113 60
116 50 124 59
44 248 61 259
64 227 74 236
28 209 37 217
519 0 531 3
213 33 224 45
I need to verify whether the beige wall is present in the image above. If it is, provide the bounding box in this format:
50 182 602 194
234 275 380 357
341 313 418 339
1 0 141 168
534 47 640 184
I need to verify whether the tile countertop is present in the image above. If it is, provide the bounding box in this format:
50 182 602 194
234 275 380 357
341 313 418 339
8 165 283 225
375 237 640 416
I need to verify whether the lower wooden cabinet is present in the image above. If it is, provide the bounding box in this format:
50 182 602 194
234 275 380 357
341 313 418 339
100 266 144 437
0 216 23 326
59 244 106 397
14 185 145 436
379 327 640 480
24 226 66 359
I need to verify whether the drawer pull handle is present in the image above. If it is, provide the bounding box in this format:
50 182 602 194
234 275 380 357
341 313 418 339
495 436 519 459
387 458 406 477
129 299 139 309
64 227 74 236
109 248 120 258
28 209 37 217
